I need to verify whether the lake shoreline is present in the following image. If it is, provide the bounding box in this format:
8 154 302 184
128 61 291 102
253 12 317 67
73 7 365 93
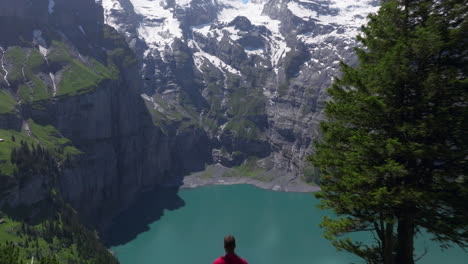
101 165 318 245
180 163 320 193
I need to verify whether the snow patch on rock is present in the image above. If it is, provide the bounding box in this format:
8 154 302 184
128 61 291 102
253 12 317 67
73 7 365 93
244 47 264 57
218 0 290 68
78 25 86 35
175 0 193 8
287 2 317 20
296 0 379 44
49 72 57 96
189 39 241 76
129 0 183 53
0 47 11 87
102 0 126 32
33 30 49 64
320 0 379 27
192 23 212 37
48 0 55 14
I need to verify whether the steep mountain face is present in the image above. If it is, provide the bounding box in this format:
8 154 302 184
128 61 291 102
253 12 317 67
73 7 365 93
0 0 210 226
101 0 379 175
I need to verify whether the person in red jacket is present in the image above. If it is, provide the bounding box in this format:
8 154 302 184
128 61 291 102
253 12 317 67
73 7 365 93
213 235 248 264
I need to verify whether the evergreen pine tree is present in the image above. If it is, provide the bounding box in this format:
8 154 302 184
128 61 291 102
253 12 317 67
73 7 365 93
0 242 21 264
310 1 467 263
40 256 59 264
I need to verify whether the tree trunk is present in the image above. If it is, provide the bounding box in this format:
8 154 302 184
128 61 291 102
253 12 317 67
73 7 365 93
383 222 394 264
396 211 415 264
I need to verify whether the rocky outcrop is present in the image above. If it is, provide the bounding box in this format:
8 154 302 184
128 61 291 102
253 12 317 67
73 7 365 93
0 112 21 130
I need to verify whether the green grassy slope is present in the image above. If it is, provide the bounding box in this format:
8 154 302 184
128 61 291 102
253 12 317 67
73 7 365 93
0 120 80 176
0 90 16 114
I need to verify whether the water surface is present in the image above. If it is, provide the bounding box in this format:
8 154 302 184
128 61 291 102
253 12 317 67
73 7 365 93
112 185 467 264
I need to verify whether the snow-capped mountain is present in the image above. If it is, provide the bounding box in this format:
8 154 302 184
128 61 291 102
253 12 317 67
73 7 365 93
101 0 378 67
100 0 379 175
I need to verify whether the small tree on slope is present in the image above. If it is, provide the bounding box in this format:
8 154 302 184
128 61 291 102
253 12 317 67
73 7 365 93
310 0 467 263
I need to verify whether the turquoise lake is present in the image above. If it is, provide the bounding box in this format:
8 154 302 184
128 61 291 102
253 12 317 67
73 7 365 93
112 184 467 264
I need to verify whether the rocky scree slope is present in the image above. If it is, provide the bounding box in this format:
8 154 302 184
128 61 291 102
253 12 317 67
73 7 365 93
101 0 380 178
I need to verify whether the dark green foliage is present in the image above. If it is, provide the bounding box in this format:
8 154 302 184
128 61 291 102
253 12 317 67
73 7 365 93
0 89 16 114
40 256 59 264
310 1 467 264
0 242 22 264
1 192 118 264
1 139 116 264
302 165 320 184
51 200 118 264
10 141 57 180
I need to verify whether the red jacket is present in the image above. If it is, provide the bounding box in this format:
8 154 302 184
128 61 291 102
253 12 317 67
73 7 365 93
213 253 248 264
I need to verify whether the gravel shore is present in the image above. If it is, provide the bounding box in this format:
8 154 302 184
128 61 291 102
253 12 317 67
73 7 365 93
180 163 320 193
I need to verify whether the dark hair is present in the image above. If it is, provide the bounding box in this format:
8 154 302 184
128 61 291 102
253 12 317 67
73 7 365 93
224 235 236 250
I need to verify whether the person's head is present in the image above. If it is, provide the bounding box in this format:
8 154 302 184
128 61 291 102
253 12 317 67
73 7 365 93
224 235 236 253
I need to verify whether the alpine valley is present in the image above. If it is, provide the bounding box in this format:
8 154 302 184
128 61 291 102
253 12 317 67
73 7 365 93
0 0 379 262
